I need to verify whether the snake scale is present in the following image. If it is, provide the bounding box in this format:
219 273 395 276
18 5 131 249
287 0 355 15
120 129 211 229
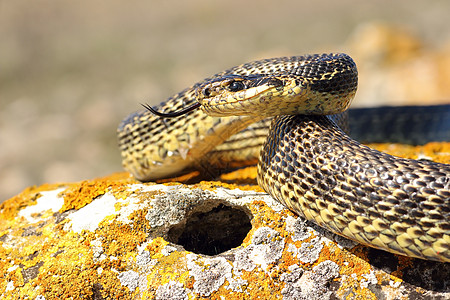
118 53 449 262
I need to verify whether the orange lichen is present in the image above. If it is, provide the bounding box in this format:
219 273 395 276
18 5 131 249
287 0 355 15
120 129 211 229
156 170 202 184
143 250 192 298
0 178 151 298
0 183 65 220
100 216 148 258
194 179 264 193
238 268 280 299
220 166 258 183
58 175 135 213
369 141 450 163
59 179 110 212
147 237 169 258
1 139 448 298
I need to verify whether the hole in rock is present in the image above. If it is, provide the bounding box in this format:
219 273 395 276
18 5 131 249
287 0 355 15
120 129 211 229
167 204 252 256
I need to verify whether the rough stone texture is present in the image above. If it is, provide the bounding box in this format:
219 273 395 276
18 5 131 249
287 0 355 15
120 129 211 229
1 160 449 299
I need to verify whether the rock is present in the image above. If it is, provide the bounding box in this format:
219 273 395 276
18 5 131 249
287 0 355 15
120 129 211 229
1 170 449 299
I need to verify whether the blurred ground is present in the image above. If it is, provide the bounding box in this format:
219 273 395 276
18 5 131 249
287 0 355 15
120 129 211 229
1 0 450 201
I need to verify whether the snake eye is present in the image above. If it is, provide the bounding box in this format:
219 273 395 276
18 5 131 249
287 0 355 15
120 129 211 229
228 80 246 92
202 87 212 97
268 78 283 87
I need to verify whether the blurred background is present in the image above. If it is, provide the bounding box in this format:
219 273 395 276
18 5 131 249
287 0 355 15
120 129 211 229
1 0 450 202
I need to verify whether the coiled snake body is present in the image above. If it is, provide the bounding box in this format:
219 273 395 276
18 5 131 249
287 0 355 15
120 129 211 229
118 53 449 262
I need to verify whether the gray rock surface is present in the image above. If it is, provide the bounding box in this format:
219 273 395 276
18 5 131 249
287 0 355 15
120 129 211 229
1 181 448 299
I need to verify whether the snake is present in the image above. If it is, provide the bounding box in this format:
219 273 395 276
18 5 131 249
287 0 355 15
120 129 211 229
118 53 449 262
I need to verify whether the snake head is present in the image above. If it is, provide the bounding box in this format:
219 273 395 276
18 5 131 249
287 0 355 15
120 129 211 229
196 74 291 117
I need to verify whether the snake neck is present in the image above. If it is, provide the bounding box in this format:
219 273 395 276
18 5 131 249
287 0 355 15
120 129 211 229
118 108 262 180
258 114 450 262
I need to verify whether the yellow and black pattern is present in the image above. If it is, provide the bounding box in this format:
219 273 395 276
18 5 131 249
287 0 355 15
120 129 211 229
118 53 355 180
258 114 449 262
118 53 449 262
